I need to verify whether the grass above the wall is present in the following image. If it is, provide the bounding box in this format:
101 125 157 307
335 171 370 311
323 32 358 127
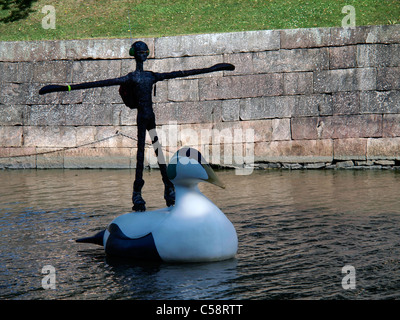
0 0 399 41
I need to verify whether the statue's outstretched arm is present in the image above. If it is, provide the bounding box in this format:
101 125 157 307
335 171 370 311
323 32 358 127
39 76 129 95
155 63 234 82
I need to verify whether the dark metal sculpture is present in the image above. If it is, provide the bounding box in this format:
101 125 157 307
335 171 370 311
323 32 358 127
39 41 234 211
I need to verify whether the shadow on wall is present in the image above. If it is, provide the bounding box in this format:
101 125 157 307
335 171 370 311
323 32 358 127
0 0 38 23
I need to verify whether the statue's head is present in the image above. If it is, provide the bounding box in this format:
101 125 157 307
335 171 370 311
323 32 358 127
129 41 149 62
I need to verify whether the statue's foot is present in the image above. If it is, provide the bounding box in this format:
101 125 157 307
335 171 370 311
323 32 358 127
164 185 175 207
132 191 146 212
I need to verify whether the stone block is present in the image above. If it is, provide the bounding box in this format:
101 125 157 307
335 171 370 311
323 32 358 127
0 147 36 169
223 53 254 75
167 79 199 102
221 99 240 121
0 83 32 105
64 103 114 126
36 148 64 169
377 67 400 90
61 38 155 60
213 118 290 143
239 96 295 120
280 27 331 49
63 147 132 169
148 55 224 79
383 114 400 138
283 72 313 95
94 126 138 148
253 48 329 73
72 60 121 83
119 106 138 126
360 90 400 114
254 139 333 163
0 126 23 147
32 61 73 83
364 24 400 44
98 86 124 104
295 94 333 116
367 138 400 160
153 102 178 125
23 126 76 148
60 90 83 105
292 115 383 140
333 138 367 160
330 26 372 46
0 62 34 83
25 104 66 126
313 68 376 93
155 30 280 58
199 74 283 101
0 105 24 125
332 92 360 115
176 100 222 124
329 46 357 69
357 44 400 68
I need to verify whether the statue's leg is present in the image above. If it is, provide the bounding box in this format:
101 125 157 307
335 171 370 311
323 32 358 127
147 120 175 207
132 120 147 212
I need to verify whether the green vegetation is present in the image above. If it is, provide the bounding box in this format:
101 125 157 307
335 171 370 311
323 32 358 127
0 0 399 41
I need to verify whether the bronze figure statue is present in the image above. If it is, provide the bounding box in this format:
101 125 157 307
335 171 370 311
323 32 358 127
39 41 235 211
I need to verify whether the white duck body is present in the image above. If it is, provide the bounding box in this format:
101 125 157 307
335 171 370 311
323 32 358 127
99 148 238 263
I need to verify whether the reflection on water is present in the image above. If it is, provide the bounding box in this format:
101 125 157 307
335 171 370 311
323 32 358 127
0 169 400 299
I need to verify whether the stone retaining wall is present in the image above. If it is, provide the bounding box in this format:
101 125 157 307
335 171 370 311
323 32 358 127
0 24 399 169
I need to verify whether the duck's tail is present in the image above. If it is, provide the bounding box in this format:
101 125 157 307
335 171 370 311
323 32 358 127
76 229 105 246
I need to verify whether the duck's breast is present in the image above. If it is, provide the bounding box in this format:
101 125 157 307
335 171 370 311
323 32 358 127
153 204 238 262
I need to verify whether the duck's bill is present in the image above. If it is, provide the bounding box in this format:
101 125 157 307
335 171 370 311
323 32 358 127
203 163 225 189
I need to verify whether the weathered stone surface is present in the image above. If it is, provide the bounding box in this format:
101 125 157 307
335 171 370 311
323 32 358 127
291 115 383 140
148 55 224 79
280 27 331 49
36 148 64 169
199 73 283 101
360 90 400 114
213 118 290 142
364 24 400 44
63 147 132 169
367 138 400 160
377 67 400 90
383 114 400 138
23 126 77 148
221 99 240 121
0 147 36 169
254 139 333 163
283 72 313 95
223 53 254 75
64 103 114 126
25 104 66 126
313 68 376 93
295 94 333 116
239 96 295 120
334 138 367 160
72 60 121 83
329 46 357 69
332 92 360 115
253 48 329 73
0 105 24 125
168 79 199 102
0 126 22 146
291 117 319 140
177 100 222 124
0 26 399 168
155 30 280 58
32 61 73 83
357 44 400 67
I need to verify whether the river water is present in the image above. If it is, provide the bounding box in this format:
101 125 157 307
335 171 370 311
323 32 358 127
0 168 399 300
